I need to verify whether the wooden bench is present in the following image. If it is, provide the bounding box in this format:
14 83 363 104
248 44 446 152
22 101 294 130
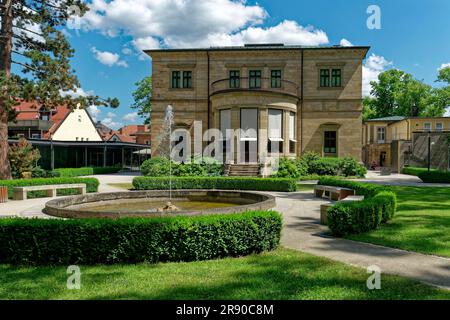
320 195 365 225
314 185 355 201
13 184 86 200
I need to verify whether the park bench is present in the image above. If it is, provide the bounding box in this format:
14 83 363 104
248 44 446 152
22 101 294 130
319 195 365 225
314 185 355 201
13 184 86 200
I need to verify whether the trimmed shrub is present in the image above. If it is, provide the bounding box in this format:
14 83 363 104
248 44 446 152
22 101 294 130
318 177 397 236
338 157 367 177
0 210 282 265
402 166 431 176
140 157 171 176
418 170 450 183
31 167 60 178
0 177 99 199
133 176 297 192
55 167 121 177
141 157 224 177
273 158 302 179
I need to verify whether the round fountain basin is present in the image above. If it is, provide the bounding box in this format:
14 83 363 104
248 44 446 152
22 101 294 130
44 190 276 219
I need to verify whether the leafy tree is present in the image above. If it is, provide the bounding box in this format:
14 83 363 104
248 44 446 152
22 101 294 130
8 138 40 179
131 76 152 124
0 1 119 179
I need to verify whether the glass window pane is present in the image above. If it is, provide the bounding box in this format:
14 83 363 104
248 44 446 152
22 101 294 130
229 70 240 88
271 70 281 88
320 69 330 87
172 71 181 88
324 131 337 153
182 71 192 88
268 109 283 139
249 70 261 88
331 69 341 87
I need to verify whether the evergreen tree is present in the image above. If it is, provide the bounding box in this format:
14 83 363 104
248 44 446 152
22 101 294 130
0 0 119 179
131 76 152 125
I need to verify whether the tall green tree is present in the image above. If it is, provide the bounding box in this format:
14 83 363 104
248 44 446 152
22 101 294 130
0 0 119 179
131 76 152 124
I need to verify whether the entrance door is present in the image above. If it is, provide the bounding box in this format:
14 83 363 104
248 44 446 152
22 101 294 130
240 108 258 163
380 151 386 167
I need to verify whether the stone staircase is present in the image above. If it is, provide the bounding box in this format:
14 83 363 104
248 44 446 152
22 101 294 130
225 164 260 177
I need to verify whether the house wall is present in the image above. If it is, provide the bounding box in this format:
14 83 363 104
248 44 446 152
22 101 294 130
51 106 102 141
149 47 368 160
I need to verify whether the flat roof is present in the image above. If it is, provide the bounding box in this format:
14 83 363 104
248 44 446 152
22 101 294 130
145 44 371 54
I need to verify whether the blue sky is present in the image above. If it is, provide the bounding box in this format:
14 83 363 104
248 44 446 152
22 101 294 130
55 0 450 128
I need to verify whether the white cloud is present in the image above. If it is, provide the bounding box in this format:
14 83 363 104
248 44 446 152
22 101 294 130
122 112 139 122
80 0 329 50
87 105 102 122
339 38 353 47
91 47 128 67
101 117 123 130
106 111 117 118
445 107 450 117
362 54 393 97
122 47 133 55
61 87 93 98
439 63 450 70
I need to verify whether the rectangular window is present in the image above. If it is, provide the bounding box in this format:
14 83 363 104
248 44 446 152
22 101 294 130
289 112 296 153
320 69 330 87
331 69 342 87
249 70 261 88
182 71 192 88
171 71 181 88
31 133 41 139
229 70 240 88
324 131 337 154
424 123 431 131
377 127 386 143
271 70 282 88
268 109 283 153
436 123 443 131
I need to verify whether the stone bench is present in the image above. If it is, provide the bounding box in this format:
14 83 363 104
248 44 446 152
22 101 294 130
320 195 365 225
314 185 355 201
380 167 392 176
13 184 86 201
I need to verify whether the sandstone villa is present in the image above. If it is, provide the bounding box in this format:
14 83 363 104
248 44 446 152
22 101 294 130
146 43 370 165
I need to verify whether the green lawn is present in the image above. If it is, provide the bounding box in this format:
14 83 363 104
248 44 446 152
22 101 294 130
347 186 450 257
0 248 448 300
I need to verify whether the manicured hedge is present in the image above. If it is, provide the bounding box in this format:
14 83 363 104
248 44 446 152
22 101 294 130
0 210 282 265
0 177 99 199
133 176 298 192
402 167 438 176
418 170 450 183
55 167 121 177
318 177 397 236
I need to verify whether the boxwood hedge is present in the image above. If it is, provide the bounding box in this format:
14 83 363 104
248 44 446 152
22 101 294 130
0 177 99 199
318 177 397 236
0 210 282 265
133 176 298 192
55 167 121 177
418 170 450 183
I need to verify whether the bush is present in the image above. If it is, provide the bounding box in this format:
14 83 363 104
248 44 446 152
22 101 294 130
318 177 397 236
273 158 301 179
402 167 439 177
418 170 450 183
55 167 121 177
307 157 340 176
8 138 41 179
0 210 282 265
338 157 367 177
0 177 99 199
140 157 172 176
31 167 60 178
133 176 298 192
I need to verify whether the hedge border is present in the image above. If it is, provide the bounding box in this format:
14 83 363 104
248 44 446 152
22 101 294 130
133 176 298 192
0 177 99 199
55 167 121 177
318 177 397 236
418 170 450 183
0 210 282 265
402 167 438 177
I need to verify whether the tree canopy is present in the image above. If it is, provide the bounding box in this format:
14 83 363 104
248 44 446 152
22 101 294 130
131 76 152 125
363 67 450 120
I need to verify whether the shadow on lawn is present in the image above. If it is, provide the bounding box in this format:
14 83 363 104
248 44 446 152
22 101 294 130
0 251 447 300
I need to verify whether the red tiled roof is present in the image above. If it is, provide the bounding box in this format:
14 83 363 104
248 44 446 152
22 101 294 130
13 101 41 120
42 106 71 139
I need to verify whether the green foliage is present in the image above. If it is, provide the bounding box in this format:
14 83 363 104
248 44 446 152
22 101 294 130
402 166 438 176
418 170 450 183
54 167 121 177
338 157 367 177
131 76 152 124
0 177 99 199
140 157 171 176
141 157 224 177
8 138 41 179
133 176 298 192
318 177 397 236
273 158 302 179
0 211 282 265
31 167 60 178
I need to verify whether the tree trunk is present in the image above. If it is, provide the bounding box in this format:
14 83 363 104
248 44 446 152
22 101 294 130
0 0 13 179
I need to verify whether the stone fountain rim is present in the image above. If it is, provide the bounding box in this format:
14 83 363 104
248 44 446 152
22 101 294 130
44 189 276 219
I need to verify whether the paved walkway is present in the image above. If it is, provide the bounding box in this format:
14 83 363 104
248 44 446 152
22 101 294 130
356 170 450 187
1 173 449 289
276 191 450 290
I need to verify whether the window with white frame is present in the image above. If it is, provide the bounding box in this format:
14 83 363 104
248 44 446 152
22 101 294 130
424 123 431 131
268 109 283 153
436 123 443 131
377 127 386 143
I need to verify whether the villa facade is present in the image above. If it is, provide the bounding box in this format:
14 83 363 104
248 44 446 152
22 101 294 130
146 44 370 163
